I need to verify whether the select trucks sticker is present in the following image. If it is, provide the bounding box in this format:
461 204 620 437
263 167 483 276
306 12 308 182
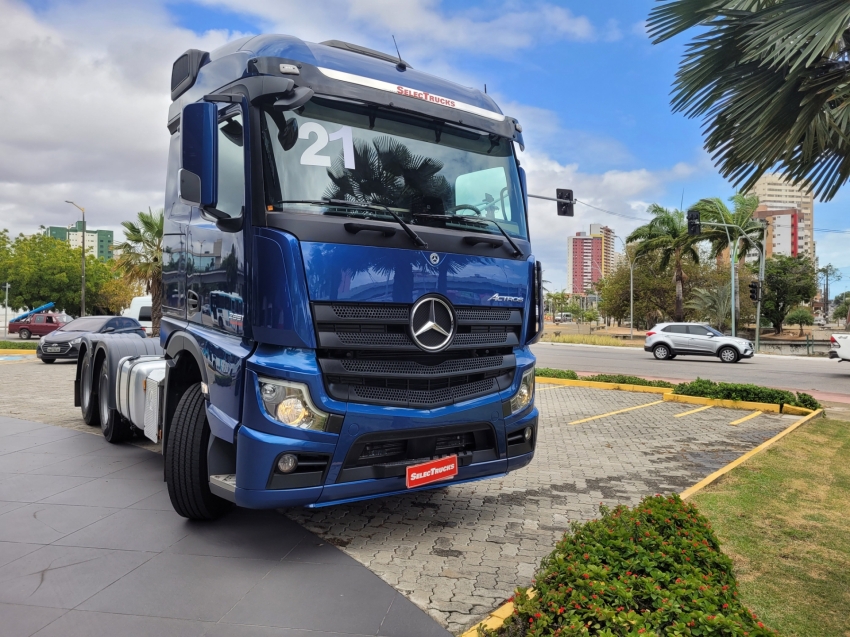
406 455 458 489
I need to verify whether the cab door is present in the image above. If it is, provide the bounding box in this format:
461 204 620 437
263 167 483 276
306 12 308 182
32 315 47 336
687 324 717 353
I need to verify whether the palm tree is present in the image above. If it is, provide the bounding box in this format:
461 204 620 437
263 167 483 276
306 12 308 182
626 205 699 322
114 208 164 335
648 1 850 201
685 283 732 332
692 194 764 318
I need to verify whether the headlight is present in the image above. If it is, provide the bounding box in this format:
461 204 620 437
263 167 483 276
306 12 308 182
258 377 329 431
71 338 82 345
510 367 535 414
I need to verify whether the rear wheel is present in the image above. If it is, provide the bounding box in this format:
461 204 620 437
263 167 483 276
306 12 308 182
653 344 672 360
80 353 100 427
19 329 31 340
166 383 233 521
718 346 739 363
99 365 131 442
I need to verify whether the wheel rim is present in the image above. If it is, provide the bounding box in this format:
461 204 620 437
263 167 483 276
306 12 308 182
99 373 110 430
721 349 735 362
655 346 668 359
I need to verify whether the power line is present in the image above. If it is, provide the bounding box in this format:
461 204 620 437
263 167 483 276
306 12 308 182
814 227 850 234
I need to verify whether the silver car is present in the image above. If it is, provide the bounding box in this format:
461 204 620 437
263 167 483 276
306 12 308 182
644 322 754 363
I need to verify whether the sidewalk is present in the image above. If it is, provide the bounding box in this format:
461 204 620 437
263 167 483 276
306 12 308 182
0 415 450 637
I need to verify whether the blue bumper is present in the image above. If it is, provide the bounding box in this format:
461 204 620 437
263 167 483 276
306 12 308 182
228 347 538 509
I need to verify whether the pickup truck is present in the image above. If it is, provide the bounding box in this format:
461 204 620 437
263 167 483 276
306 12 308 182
9 312 71 339
829 333 850 361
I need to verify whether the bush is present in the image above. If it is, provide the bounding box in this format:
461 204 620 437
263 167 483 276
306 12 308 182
485 495 776 636
673 378 820 410
582 374 674 389
0 340 38 350
536 368 579 380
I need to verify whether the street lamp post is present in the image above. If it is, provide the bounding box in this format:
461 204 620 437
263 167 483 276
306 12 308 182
64 201 86 317
3 283 9 339
615 237 642 339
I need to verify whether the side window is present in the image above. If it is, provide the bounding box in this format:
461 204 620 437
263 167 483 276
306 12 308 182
138 306 152 322
104 319 119 332
34 315 45 324
662 325 685 334
216 111 245 218
687 325 710 336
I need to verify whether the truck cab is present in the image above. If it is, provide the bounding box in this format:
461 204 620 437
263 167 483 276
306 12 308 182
78 35 543 520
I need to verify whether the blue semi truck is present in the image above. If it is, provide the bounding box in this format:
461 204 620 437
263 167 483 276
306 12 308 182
75 35 568 520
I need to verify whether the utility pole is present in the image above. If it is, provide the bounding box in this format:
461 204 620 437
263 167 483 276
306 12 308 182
3 283 9 340
64 201 86 317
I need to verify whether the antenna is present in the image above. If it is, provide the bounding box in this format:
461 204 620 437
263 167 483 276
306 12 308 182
392 35 406 71
484 83 487 93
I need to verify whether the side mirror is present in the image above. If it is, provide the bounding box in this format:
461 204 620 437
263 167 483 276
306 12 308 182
180 102 218 208
102 327 115 333
556 189 574 217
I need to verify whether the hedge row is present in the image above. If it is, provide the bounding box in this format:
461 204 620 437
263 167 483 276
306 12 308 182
534 369 821 410
0 340 38 350
673 378 820 411
485 495 776 636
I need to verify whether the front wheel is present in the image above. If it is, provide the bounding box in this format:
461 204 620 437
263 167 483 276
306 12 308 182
19 329 31 340
165 383 233 521
718 346 739 363
653 344 672 360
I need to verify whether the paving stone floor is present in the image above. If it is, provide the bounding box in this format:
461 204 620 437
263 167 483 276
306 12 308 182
0 358 798 634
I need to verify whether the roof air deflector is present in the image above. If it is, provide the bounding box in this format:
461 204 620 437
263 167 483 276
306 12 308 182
320 40 411 68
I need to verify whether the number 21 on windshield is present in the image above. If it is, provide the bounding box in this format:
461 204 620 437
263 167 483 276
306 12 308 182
299 123 355 169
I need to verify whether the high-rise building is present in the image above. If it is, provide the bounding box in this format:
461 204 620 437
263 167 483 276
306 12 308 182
749 173 814 259
44 221 114 260
753 205 799 258
566 224 616 293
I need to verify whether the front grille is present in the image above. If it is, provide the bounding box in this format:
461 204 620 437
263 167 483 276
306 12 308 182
338 423 498 482
314 301 521 407
42 343 71 355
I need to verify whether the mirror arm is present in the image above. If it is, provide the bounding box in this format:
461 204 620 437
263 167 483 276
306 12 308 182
201 205 244 233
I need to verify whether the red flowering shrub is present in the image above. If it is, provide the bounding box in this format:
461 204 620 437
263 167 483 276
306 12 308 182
483 495 776 636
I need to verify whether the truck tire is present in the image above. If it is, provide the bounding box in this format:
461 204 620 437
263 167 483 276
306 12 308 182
99 364 132 442
166 383 233 520
80 352 100 427
19 329 31 340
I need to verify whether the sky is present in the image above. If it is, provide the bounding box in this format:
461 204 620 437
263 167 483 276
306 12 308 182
2 0 849 293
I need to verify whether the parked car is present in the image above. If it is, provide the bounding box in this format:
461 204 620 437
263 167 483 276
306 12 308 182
122 295 152 336
829 333 850 361
9 312 71 340
37 316 146 363
644 322 754 363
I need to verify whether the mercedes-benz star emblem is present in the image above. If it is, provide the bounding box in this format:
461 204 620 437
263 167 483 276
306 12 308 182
410 296 455 352
429 253 440 265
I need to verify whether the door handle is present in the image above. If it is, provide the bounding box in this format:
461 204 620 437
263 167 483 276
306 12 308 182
187 290 200 311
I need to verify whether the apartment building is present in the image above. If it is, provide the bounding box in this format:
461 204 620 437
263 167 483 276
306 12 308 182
566 223 616 293
749 173 814 259
45 221 113 260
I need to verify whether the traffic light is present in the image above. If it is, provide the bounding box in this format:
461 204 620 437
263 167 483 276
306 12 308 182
556 189 574 217
749 281 761 302
686 209 701 236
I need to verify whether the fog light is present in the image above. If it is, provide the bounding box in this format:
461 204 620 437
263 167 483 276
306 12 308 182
524 426 532 442
277 454 298 474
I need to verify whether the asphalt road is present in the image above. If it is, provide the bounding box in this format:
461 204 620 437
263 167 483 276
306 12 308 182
531 341 850 399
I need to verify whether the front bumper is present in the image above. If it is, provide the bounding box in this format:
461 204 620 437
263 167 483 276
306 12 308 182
740 348 754 358
225 347 539 509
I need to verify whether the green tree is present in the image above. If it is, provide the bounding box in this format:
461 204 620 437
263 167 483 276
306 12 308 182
761 255 818 334
833 300 850 324
819 264 843 313
626 205 700 322
0 232 111 315
649 1 850 201
786 307 815 337
114 208 164 335
684 283 732 332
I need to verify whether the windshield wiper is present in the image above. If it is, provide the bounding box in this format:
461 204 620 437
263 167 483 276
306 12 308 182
274 199 427 248
412 213 523 257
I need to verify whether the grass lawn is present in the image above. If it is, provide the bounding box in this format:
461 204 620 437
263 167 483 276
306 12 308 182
540 333 644 347
691 416 850 636
0 340 38 350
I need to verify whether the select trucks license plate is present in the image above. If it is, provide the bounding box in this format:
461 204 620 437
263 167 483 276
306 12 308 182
406 455 458 489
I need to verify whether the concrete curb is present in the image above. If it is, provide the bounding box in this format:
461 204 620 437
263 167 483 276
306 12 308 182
0 349 36 355
536 377 672 394
460 385 821 636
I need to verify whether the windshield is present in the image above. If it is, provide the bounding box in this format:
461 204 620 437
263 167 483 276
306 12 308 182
261 98 528 240
60 317 110 332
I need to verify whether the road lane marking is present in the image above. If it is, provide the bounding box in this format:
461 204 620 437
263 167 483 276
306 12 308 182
568 400 664 425
729 411 762 426
674 405 713 418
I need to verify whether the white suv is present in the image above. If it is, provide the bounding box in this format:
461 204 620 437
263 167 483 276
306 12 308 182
644 322 754 363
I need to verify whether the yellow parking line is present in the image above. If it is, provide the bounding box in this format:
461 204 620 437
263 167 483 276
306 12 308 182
569 400 664 425
729 411 762 426
674 405 713 418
